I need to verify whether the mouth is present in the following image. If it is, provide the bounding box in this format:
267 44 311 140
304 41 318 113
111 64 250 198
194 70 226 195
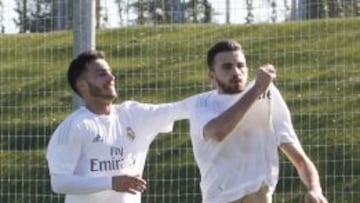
231 78 242 83
103 84 115 90
105 81 115 87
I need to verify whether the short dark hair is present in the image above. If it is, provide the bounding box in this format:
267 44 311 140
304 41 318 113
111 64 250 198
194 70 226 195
67 50 105 96
206 39 243 70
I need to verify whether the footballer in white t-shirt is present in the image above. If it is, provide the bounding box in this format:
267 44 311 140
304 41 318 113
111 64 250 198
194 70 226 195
47 101 188 203
187 39 328 203
187 81 300 203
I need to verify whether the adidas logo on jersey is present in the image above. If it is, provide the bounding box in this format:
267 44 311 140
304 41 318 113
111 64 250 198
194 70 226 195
92 134 104 143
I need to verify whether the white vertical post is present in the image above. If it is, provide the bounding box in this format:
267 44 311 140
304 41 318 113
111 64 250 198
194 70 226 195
72 0 96 109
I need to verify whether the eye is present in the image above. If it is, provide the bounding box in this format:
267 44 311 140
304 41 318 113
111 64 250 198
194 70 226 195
237 63 244 68
222 63 233 70
97 70 112 77
98 71 107 77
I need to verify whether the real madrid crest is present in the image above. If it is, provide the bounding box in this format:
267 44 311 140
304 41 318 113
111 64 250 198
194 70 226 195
126 127 136 140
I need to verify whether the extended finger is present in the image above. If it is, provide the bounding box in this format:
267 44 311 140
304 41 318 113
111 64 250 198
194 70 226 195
132 176 147 187
125 187 137 194
133 183 146 192
130 178 147 191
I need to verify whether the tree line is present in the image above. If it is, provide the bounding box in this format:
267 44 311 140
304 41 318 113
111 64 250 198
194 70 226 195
0 0 359 33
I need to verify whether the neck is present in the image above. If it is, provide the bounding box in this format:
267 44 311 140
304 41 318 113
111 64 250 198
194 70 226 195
85 102 112 115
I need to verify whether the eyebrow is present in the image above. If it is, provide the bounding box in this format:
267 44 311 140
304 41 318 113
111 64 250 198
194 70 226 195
94 68 112 73
221 62 236 67
222 61 245 65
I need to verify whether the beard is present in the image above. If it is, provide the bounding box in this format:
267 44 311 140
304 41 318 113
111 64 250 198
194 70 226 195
215 77 246 94
86 81 118 100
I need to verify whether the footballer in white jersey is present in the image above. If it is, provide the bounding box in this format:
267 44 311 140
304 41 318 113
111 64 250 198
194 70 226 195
47 101 188 203
46 50 191 203
188 82 299 203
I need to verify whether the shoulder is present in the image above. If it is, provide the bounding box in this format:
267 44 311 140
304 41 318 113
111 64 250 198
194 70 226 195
114 100 152 112
115 100 186 110
57 107 89 129
269 82 280 91
115 100 141 109
269 82 284 98
189 90 216 107
50 108 90 144
113 100 157 119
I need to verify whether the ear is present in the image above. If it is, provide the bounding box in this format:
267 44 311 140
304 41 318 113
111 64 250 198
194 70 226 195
75 79 87 95
207 70 217 88
208 70 215 80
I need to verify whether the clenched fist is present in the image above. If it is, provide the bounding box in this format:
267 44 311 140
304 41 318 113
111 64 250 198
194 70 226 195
254 64 277 92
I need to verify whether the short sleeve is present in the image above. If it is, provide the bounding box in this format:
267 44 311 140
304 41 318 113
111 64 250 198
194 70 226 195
189 94 218 140
191 109 217 141
271 85 300 145
46 119 83 175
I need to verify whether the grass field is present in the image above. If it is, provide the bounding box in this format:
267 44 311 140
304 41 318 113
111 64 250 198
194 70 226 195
0 17 359 203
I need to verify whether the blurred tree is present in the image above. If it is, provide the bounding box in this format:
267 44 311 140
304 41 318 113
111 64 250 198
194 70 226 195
356 0 360 16
114 0 125 26
342 0 360 17
202 0 212 23
130 0 213 24
304 0 359 19
306 0 329 19
291 0 358 20
185 0 213 23
14 0 56 33
283 0 291 21
14 0 29 33
245 0 254 24
0 0 4 33
15 0 52 32
13 0 105 33
130 0 147 24
96 0 108 28
269 0 277 22
52 0 72 30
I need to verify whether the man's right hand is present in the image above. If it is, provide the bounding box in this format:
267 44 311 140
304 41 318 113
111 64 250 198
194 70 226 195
112 175 147 194
254 64 277 92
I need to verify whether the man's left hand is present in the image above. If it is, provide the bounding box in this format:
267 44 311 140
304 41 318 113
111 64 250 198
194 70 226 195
304 190 328 203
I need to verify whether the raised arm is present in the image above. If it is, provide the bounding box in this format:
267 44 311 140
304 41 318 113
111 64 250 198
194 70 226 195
204 64 276 141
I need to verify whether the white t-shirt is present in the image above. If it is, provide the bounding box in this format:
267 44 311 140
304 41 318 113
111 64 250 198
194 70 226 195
46 100 188 203
188 82 300 203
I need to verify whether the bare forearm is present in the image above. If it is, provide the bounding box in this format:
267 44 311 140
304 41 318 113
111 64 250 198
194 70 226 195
281 143 324 193
298 158 328 202
204 64 276 141
298 158 323 193
204 85 264 141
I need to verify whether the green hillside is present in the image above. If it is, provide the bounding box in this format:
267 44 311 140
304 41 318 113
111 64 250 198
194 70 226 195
0 18 359 203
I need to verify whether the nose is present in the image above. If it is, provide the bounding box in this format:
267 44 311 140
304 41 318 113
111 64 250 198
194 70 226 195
232 66 243 75
108 72 115 81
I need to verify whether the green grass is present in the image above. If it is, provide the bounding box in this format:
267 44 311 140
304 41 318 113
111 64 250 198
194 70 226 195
0 18 359 203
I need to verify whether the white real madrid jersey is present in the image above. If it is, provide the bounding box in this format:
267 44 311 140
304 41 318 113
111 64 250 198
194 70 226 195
46 100 188 203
